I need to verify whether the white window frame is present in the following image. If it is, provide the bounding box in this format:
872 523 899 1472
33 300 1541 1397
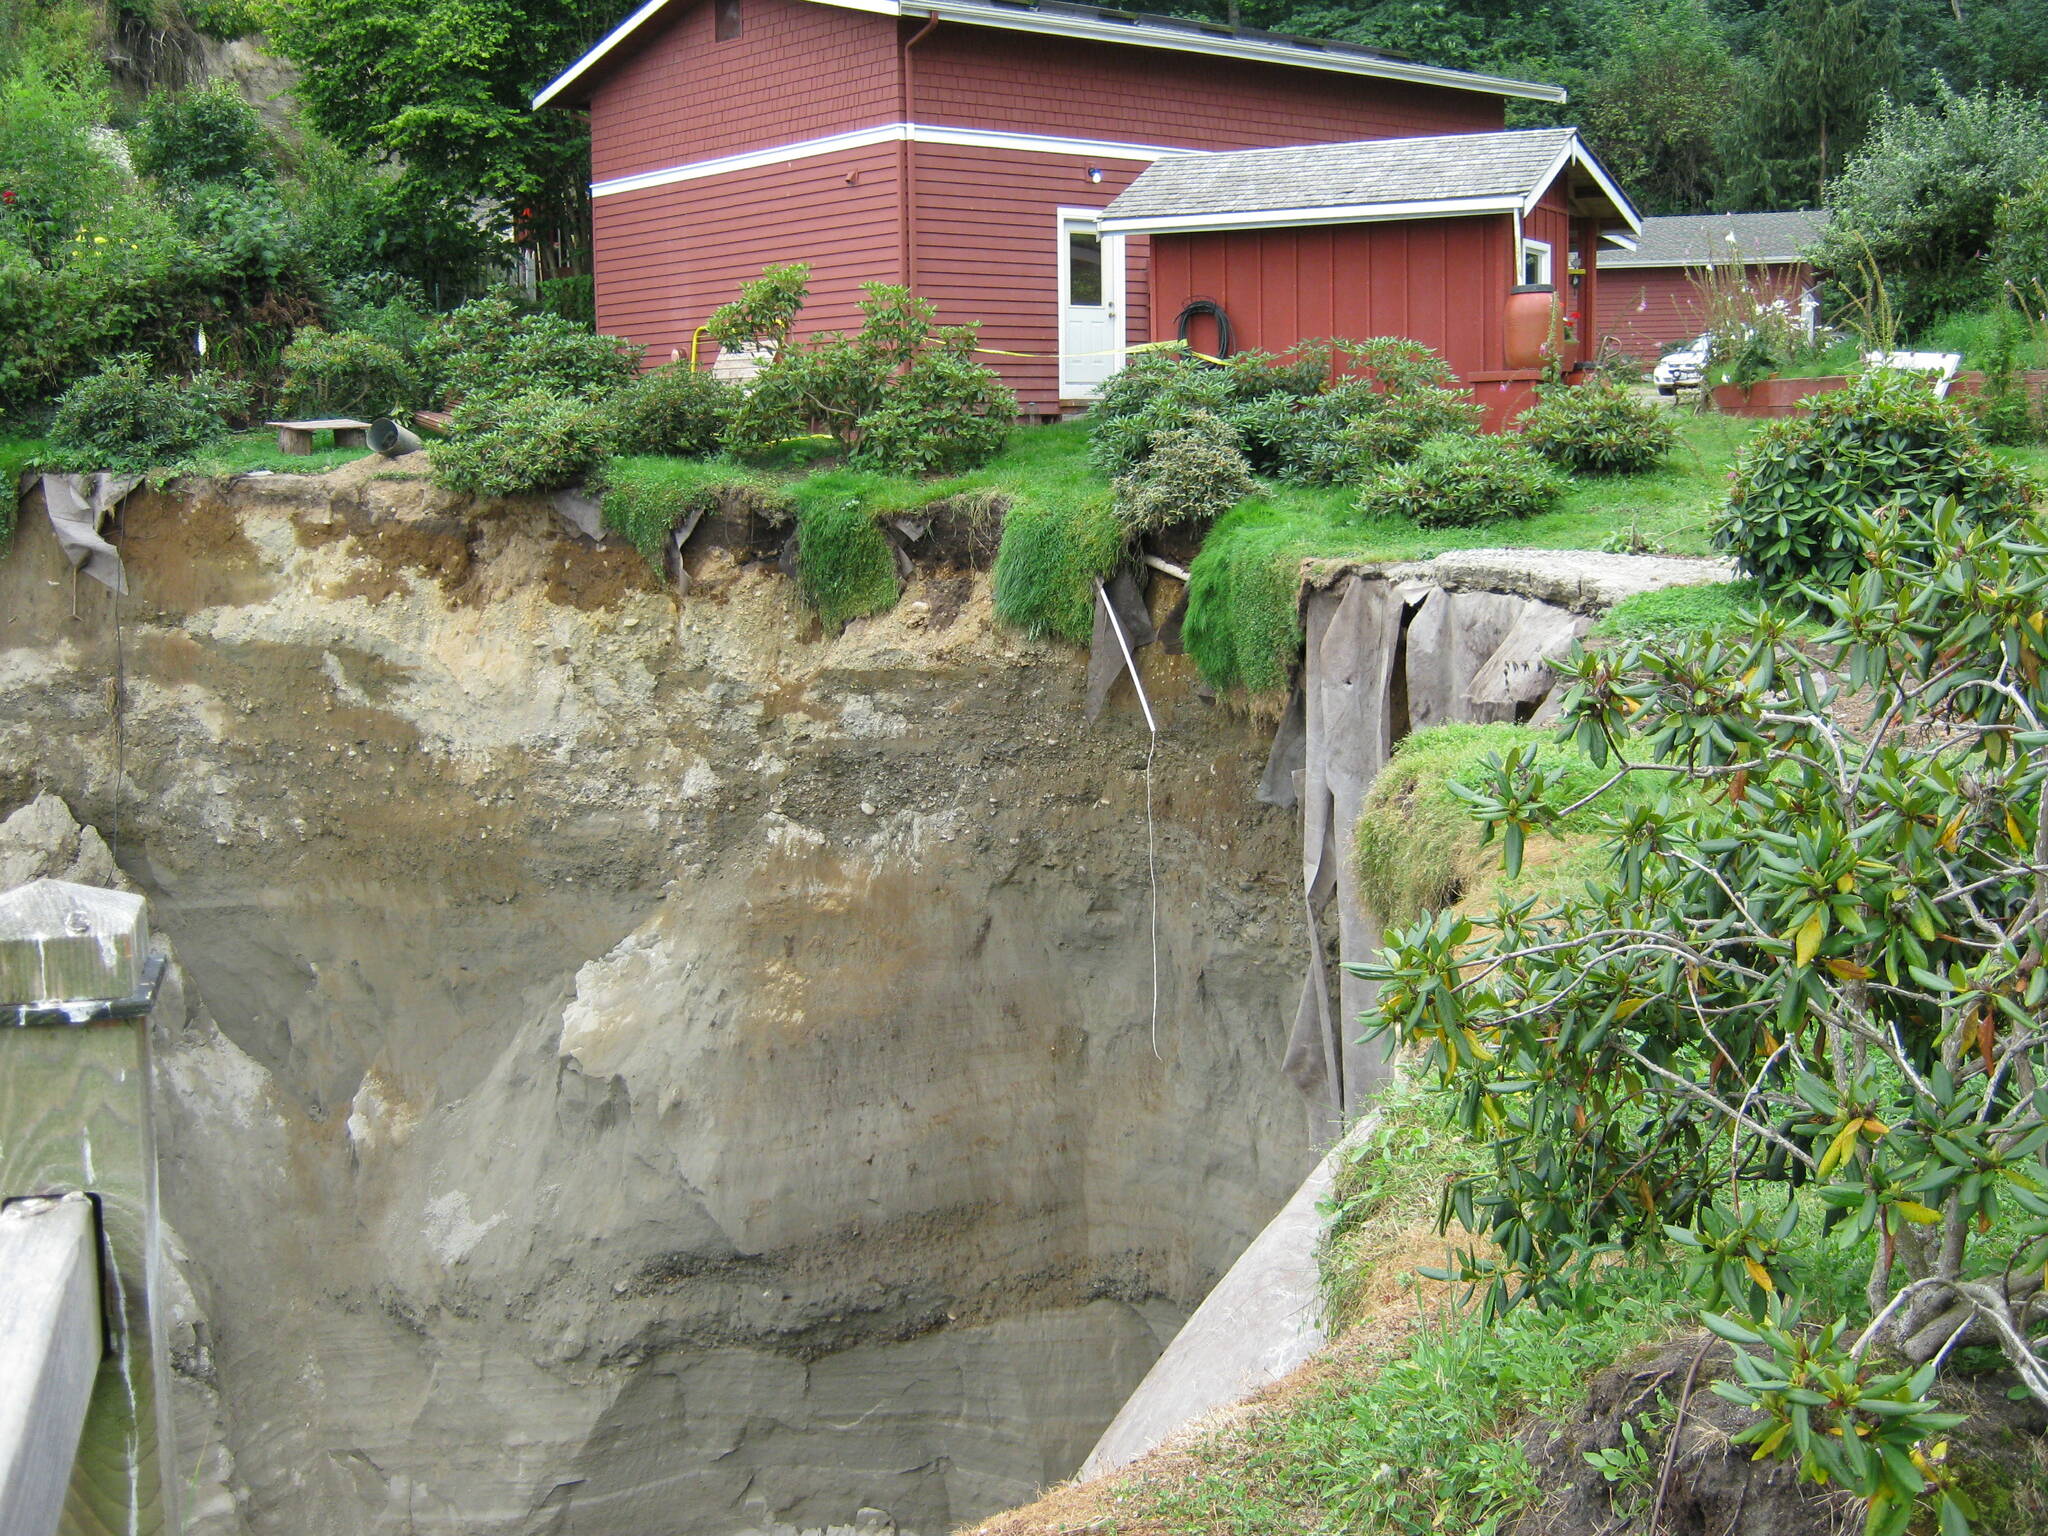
1055 206 1126 398
1520 237 1553 287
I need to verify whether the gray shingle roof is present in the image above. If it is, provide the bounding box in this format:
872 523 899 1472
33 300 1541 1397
1101 128 1585 225
1601 210 1828 269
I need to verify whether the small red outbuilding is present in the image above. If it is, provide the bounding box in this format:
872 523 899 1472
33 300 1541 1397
1098 127 1640 428
1596 209 1829 364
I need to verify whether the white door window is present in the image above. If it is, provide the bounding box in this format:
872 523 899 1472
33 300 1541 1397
1058 209 1124 398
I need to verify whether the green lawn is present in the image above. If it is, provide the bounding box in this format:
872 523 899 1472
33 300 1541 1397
0 434 44 556
189 430 374 476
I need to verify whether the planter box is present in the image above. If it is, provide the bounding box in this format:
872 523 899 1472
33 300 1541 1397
1711 376 1851 417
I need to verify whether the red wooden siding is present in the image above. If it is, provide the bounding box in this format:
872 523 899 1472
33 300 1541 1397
1597 262 1813 363
1148 215 1516 379
578 0 1528 398
913 26 1504 149
911 145 1152 411
587 0 900 183
592 142 904 362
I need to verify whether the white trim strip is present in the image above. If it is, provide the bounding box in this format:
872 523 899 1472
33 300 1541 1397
533 0 1567 110
590 121 1192 197
1099 193 1522 235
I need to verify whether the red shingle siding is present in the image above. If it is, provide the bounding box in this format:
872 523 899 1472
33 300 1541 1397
592 142 904 362
911 146 1152 410
913 26 1504 148
588 0 900 183
1598 262 1813 363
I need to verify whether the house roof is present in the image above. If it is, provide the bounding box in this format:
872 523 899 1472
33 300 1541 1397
1599 209 1828 269
534 0 1568 109
1096 127 1640 236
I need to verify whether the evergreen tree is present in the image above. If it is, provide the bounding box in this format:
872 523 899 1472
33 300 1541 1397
1720 0 1903 208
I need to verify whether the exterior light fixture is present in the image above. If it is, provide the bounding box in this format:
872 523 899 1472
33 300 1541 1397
1087 167 1103 183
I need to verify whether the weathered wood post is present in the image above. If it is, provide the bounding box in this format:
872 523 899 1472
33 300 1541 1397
0 879 180 1536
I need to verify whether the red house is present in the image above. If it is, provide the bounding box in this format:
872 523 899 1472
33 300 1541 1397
1597 210 1828 364
533 0 1567 412
1097 128 1639 428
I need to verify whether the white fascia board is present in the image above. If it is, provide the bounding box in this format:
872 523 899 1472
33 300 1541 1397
1600 230 1640 251
535 0 680 108
535 0 1567 110
590 121 1191 197
1520 135 1642 232
1098 194 1519 235
914 2 1566 102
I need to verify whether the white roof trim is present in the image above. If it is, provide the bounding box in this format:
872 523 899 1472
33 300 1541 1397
535 0 1567 109
1099 193 1524 235
1519 132 1640 232
591 120 1191 197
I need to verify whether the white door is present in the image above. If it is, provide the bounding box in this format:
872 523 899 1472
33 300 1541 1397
1058 209 1124 399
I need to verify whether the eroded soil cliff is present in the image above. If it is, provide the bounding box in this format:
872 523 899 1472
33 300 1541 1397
0 463 1320 1536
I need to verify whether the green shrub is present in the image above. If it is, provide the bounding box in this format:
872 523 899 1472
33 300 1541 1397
599 364 735 457
0 63 123 265
1516 381 1677 473
1088 357 1236 477
416 297 642 407
710 267 1017 473
990 494 1126 643
848 345 1014 474
1323 378 1483 476
131 81 269 187
45 354 244 471
1715 369 2030 591
429 389 611 498
280 326 417 417
1357 433 1564 528
789 472 901 631
1110 414 1254 534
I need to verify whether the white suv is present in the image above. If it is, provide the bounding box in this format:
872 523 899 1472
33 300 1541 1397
1653 333 1714 393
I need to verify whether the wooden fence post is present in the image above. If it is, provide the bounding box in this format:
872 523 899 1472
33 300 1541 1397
0 878 180 1536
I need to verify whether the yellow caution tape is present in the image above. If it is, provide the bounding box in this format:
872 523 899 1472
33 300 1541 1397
972 340 1227 364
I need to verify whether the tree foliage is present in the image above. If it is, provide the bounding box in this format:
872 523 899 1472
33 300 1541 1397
257 0 611 280
1366 497 2048 1530
1811 86 2048 329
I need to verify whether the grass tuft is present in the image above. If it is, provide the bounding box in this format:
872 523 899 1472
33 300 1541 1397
989 492 1124 643
600 455 788 573
787 470 902 631
1352 724 1641 927
1591 579 1761 640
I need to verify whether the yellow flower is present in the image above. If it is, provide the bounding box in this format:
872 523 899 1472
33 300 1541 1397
92 235 107 244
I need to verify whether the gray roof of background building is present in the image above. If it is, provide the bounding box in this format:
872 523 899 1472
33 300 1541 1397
1601 209 1829 268
1101 128 1587 225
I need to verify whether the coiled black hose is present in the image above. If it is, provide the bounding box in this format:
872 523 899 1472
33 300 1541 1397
1173 297 1234 358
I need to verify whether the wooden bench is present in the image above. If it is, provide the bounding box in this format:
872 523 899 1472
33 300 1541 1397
265 418 371 455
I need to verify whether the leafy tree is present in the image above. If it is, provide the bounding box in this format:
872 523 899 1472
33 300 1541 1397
1368 495 2048 1529
1571 0 1739 214
1810 85 2048 327
257 0 612 280
1718 0 1902 209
